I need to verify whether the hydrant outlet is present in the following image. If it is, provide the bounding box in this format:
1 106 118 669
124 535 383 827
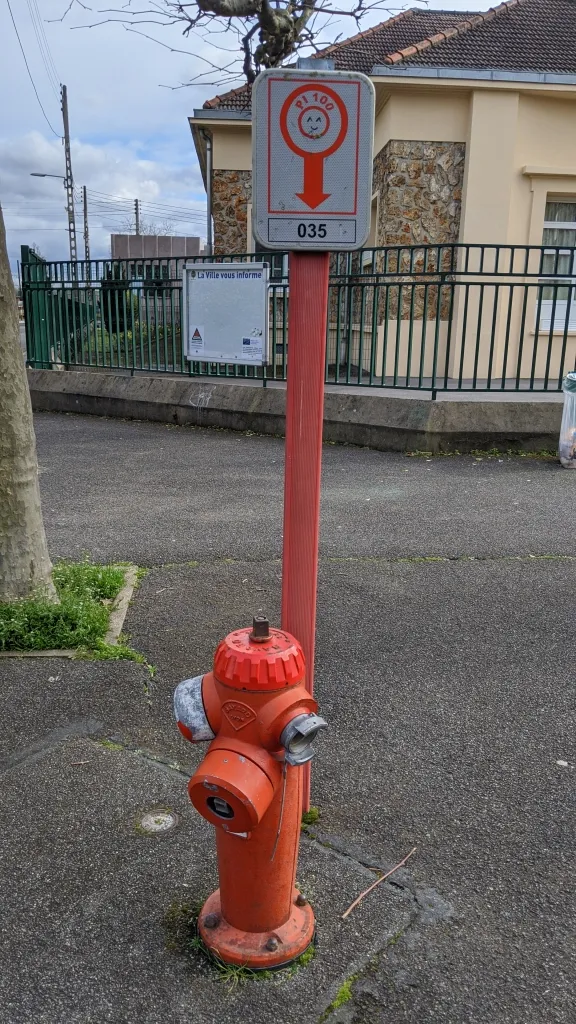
174 675 215 743
188 747 277 832
281 713 328 766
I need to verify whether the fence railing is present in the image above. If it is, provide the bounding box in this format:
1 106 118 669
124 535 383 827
22 243 576 393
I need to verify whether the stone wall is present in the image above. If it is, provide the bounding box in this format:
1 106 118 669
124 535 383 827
373 140 465 247
369 140 466 321
212 169 252 255
211 141 465 256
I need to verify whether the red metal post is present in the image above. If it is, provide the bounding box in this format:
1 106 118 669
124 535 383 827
281 250 330 810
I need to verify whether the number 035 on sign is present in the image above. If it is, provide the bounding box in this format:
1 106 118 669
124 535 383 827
252 68 375 251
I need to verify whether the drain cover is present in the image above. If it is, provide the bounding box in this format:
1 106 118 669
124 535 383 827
139 809 178 834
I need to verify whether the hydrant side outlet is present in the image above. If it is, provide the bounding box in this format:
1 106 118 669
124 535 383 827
174 675 215 743
174 621 323 968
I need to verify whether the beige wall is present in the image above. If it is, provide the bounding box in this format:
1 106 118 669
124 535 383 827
511 95 576 246
211 125 252 171
459 90 520 245
374 88 468 153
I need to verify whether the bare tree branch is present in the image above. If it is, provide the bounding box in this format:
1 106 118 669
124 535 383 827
59 1 425 86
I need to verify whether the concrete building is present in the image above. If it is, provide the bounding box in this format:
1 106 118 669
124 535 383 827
110 234 203 285
110 235 202 260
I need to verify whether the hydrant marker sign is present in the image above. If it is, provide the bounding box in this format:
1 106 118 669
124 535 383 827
182 262 269 365
252 69 375 251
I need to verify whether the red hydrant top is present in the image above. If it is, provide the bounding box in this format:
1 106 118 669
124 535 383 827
213 617 305 692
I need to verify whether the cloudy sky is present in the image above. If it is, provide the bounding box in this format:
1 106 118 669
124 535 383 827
0 0 487 272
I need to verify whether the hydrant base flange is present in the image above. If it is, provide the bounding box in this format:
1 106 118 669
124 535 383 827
198 889 315 969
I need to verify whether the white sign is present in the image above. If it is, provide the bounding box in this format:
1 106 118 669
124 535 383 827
182 263 269 365
252 69 375 251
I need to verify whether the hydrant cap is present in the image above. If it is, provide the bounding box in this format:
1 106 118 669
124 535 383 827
214 624 305 691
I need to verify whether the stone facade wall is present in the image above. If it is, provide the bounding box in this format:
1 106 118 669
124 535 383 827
211 141 465 256
373 140 466 247
370 140 466 321
212 169 252 255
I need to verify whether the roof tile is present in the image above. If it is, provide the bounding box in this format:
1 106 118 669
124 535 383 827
203 8 477 110
203 0 576 112
395 0 576 74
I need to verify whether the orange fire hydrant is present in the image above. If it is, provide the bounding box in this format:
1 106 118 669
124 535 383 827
174 615 327 968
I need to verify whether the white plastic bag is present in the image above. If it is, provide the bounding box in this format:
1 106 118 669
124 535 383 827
559 372 576 468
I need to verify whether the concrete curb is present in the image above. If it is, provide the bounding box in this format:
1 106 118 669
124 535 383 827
28 369 563 453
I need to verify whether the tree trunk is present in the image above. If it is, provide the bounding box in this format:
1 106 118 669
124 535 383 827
0 206 57 602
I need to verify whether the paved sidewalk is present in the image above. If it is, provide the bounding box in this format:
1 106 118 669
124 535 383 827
0 412 574 1024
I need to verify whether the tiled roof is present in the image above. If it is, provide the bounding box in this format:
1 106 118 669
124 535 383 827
315 8 476 72
203 0 576 112
202 8 477 110
203 83 252 112
389 0 576 74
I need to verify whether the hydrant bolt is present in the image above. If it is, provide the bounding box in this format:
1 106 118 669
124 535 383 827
265 937 280 952
250 614 271 642
203 913 221 929
295 894 307 907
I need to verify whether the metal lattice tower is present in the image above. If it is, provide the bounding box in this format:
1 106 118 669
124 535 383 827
61 85 77 264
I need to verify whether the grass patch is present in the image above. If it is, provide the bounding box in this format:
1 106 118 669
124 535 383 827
163 898 315 986
0 558 141 660
301 806 320 827
320 974 359 1020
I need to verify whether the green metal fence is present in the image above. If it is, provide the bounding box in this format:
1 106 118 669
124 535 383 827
22 243 576 393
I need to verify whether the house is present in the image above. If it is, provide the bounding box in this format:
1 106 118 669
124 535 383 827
189 0 576 385
190 0 576 254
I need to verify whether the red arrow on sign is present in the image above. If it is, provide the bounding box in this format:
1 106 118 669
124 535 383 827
296 153 330 209
280 84 349 214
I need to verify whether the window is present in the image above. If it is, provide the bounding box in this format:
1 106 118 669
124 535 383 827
540 200 576 331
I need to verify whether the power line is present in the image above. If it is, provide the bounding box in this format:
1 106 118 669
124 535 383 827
5 0 61 138
85 189 205 218
6 199 204 218
30 0 60 87
26 0 60 99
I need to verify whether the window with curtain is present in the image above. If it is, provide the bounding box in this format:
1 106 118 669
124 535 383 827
540 200 576 330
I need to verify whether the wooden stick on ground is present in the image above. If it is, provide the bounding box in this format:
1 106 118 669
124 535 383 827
341 846 417 920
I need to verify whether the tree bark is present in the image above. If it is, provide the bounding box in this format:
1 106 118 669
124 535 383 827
0 206 57 602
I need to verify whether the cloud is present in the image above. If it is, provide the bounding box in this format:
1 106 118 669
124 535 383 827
1 131 207 268
0 0 488 271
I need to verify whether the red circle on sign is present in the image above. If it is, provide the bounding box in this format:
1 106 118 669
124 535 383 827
280 84 348 159
297 105 329 140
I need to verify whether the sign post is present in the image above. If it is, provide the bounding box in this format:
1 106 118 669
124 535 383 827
253 68 374 807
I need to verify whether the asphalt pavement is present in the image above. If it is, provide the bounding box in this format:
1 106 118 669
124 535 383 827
0 411 574 1024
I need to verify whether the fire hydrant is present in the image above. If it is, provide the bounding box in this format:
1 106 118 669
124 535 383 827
174 615 327 968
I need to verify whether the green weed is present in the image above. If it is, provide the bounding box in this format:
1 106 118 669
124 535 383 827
51 558 127 601
0 559 143 660
320 973 359 1020
163 898 315 985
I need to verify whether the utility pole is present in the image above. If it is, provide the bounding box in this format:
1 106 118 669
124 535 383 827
60 84 78 265
134 198 140 235
82 185 91 279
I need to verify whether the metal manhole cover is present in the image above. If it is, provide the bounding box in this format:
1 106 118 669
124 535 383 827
139 809 178 834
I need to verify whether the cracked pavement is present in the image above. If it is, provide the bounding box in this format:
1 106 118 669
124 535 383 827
0 412 574 1023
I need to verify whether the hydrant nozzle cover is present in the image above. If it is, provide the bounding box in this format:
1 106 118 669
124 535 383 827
214 625 305 691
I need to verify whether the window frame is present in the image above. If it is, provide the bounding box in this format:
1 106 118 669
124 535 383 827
540 201 576 331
